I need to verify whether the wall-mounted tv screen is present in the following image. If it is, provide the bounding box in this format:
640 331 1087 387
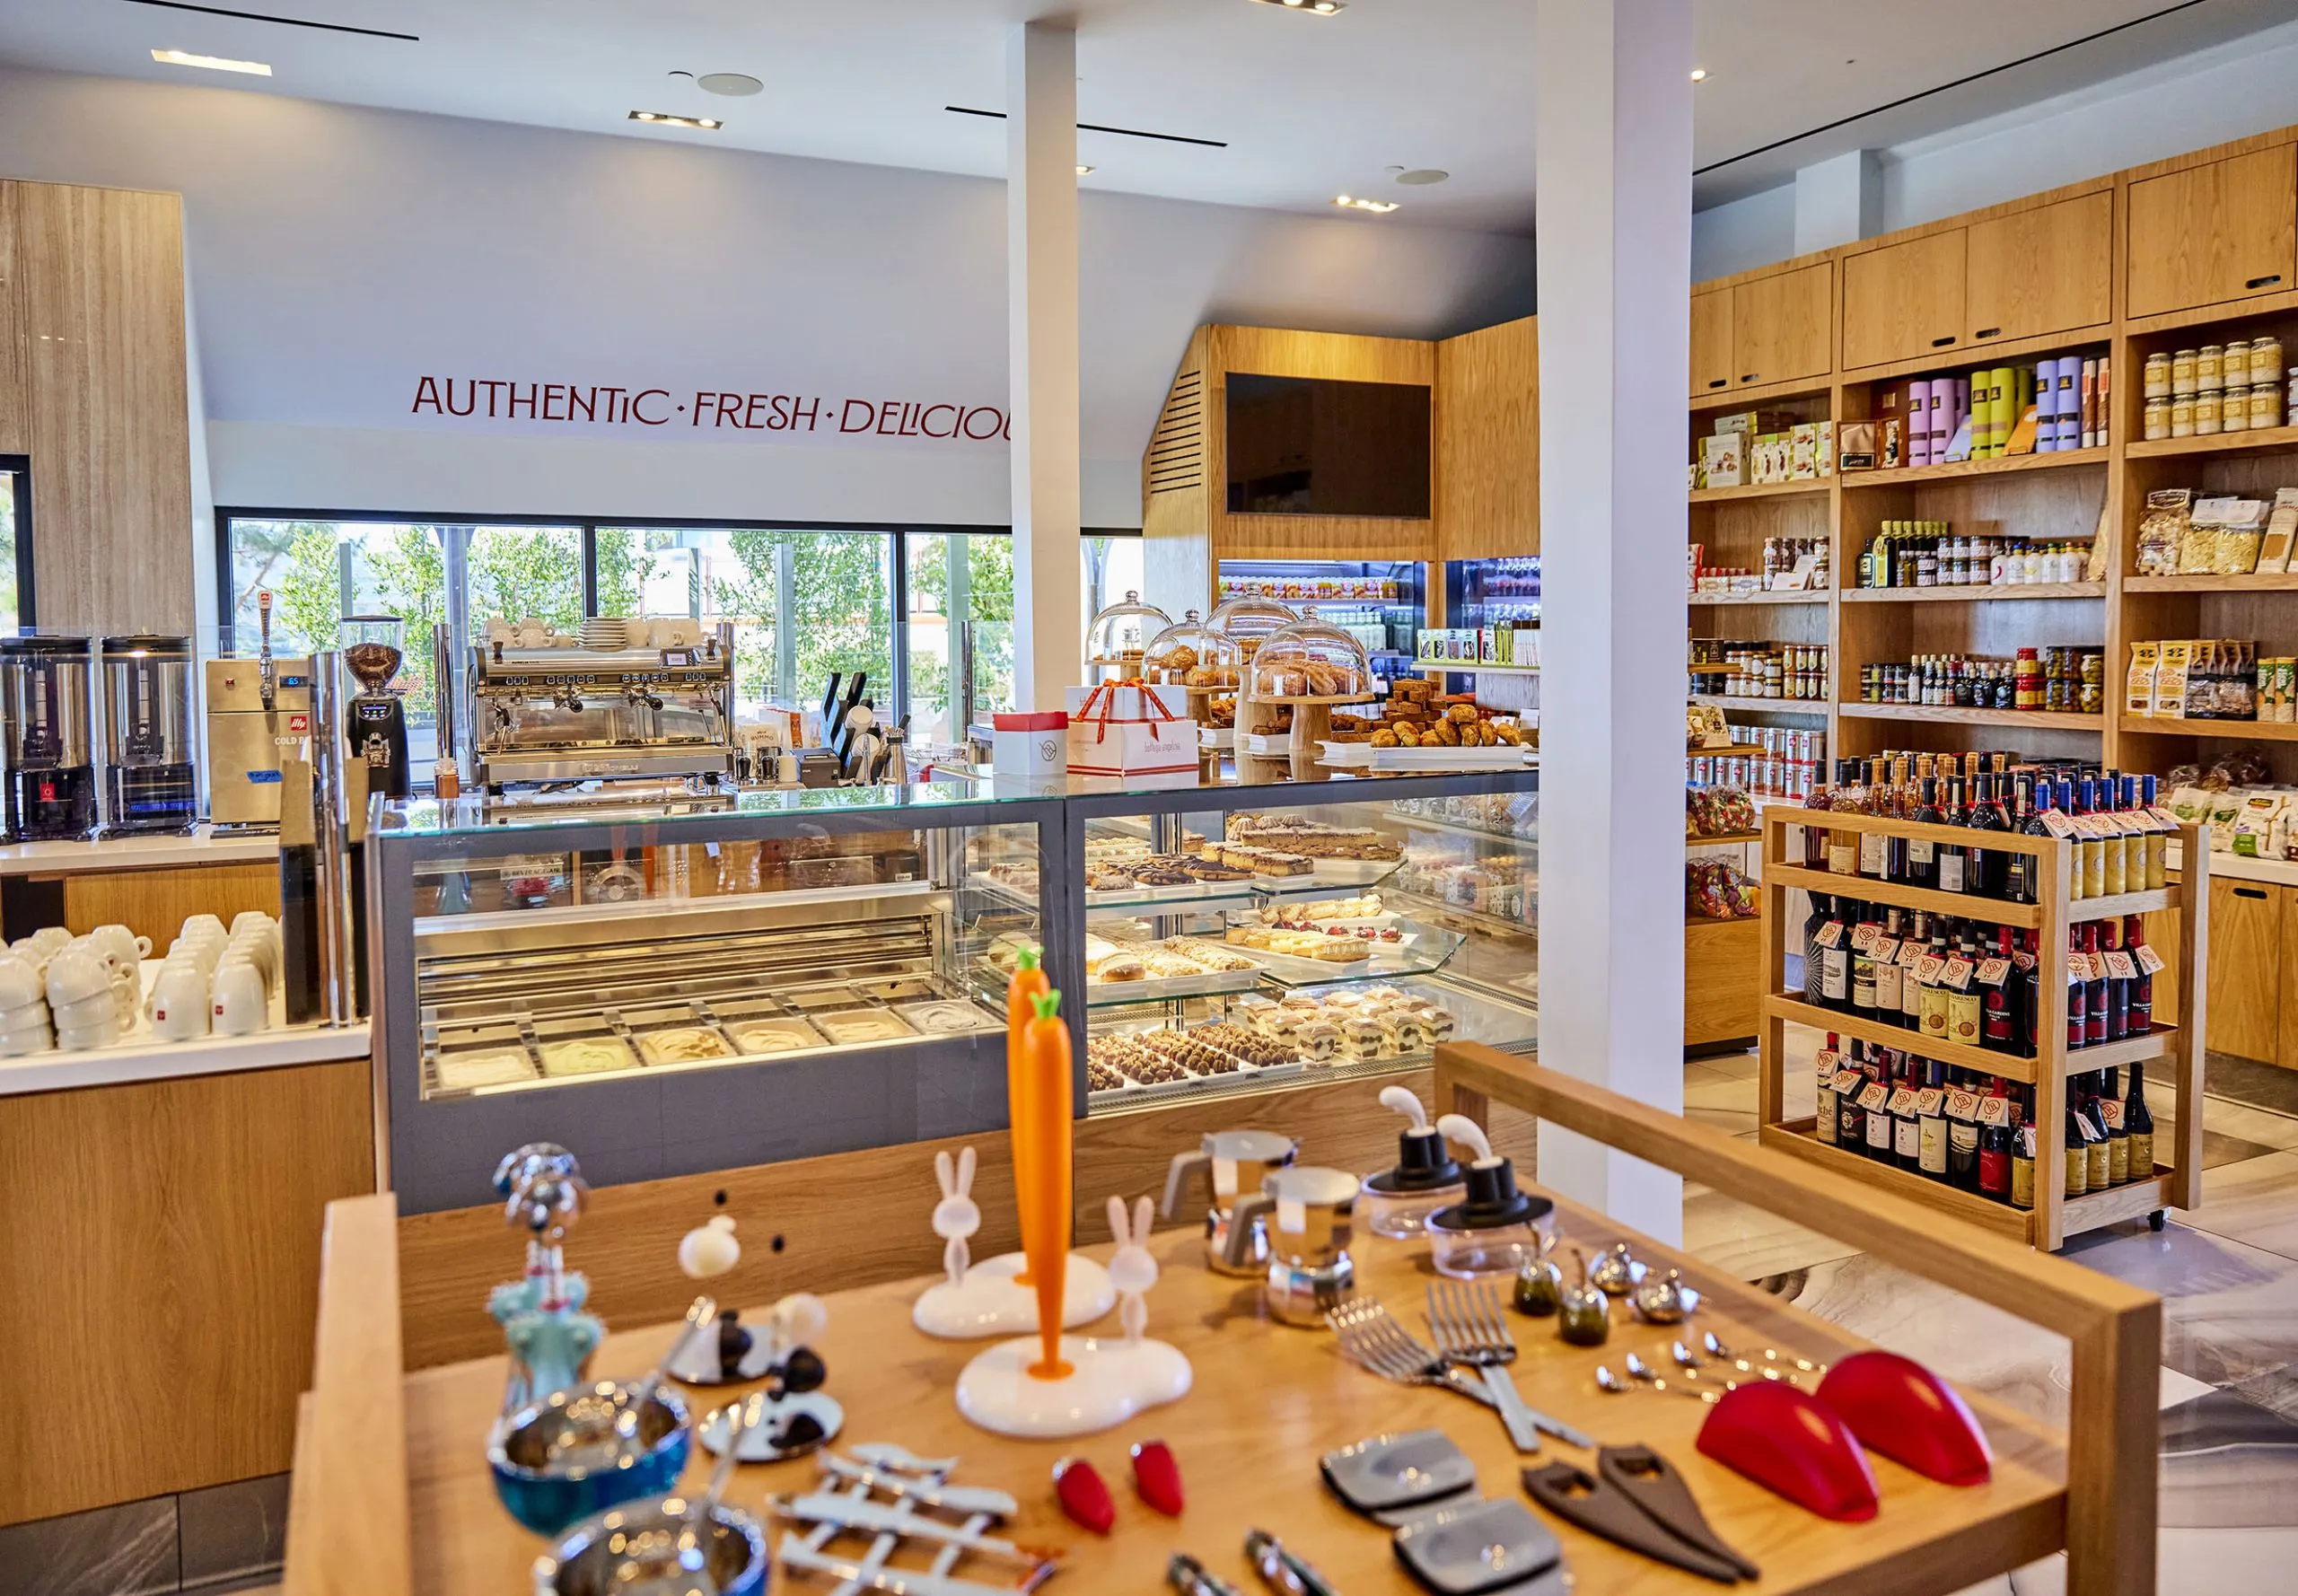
1224 373 1431 518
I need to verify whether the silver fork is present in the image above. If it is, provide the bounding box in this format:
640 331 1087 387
1327 1299 1499 1418
1425 1280 1592 1451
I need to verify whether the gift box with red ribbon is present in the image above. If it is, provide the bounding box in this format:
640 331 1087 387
1063 679 1197 779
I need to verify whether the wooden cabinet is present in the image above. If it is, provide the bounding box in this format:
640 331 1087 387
1965 191 2112 346
2126 144 2298 320
1841 230 1969 370
1434 314 1539 560
2205 878 2282 1064
1730 262 1832 389
1689 288 1733 398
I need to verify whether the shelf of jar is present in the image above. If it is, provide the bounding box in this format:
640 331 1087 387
2118 715 2298 742
1838 702 2105 732
1686 589 1831 605
2123 572 2298 592
1838 447 2110 488
1839 583 2105 603
1688 694 1829 716
2125 424 2298 460
1417 661 1541 676
1688 480 1830 504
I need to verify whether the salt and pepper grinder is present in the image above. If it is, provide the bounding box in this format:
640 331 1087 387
1357 1085 1467 1239
487 1143 604 1415
1425 1113 1553 1279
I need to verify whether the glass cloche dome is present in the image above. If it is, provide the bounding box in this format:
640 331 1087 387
1143 609 1241 689
1206 594 1299 667
1085 591 1171 671
1249 612 1375 700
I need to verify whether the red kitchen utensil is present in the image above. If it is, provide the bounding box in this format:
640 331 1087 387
1696 1381 1879 1521
1131 1439 1184 1515
1817 1351 1993 1486
1053 1456 1114 1534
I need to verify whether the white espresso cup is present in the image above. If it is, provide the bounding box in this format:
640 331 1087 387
0 953 44 1013
90 924 153 969
150 962 211 1041
180 914 226 941
212 960 268 1036
45 947 113 1009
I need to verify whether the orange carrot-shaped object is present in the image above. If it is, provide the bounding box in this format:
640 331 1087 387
1005 945 1050 1287
1019 988 1074 1380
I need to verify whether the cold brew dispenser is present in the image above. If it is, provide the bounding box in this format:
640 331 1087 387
101 635 197 834
3 636 96 841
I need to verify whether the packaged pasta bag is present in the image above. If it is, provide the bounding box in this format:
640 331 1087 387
2209 499 2270 575
2134 489 2192 575
2180 496 2237 574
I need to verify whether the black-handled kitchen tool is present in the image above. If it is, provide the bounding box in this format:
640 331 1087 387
1522 1457 1742 1583
1601 1444 1758 1579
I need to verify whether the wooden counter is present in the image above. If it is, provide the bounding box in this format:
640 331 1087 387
289 1045 2159 1596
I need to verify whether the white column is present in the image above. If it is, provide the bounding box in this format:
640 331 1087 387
1006 21 1083 711
1794 149 1883 255
1534 0 1692 1243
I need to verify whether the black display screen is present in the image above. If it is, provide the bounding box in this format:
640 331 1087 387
1224 373 1432 518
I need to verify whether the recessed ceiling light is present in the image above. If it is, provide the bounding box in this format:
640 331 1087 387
697 72 763 97
1689 67 1708 82
629 110 723 129
1394 169 1449 186
1334 195 1399 214
1252 0 1345 13
151 48 270 75
1076 164 1095 175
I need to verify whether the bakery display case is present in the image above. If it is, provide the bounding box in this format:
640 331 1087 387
366 784 1074 1214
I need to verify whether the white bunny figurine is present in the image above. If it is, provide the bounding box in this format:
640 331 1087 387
934 1146 980 1289
1107 1194 1158 1346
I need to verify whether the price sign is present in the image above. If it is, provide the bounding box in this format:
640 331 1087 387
1899 941 1927 969
1916 1088 1945 1115
2104 949 2139 980
1857 1083 1890 1111
1977 957 2013 986
1813 1048 1839 1075
1831 1068 1866 1093
1870 937 1901 965
1887 1087 1920 1115
1812 920 1846 949
1943 956 1975 990
1946 1088 1981 1120
1916 954 1948 984
2098 1099 2127 1130
2040 810 2079 838
2136 943 2167 975
1977 1094 2013 1127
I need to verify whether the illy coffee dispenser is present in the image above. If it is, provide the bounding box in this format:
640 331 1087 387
2 636 97 840
340 615 411 802
101 635 197 834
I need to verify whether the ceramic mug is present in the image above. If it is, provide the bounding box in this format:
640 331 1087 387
90 925 153 968
212 961 268 1036
45 947 113 1009
0 953 43 1012
150 962 210 1041
228 933 277 986
0 1004 53 1039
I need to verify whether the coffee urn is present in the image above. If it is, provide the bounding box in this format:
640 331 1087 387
2 636 97 840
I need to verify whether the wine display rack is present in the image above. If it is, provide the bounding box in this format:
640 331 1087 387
1755 804 2208 1250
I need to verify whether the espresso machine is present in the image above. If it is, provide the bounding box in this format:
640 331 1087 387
466 620 737 789
101 635 197 834
206 591 318 832
341 615 411 802
2 635 97 840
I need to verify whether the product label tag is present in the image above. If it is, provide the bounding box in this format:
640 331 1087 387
1977 956 2013 986
1858 1083 1890 1110
1869 937 1901 964
2149 805 2181 829
2040 811 2079 839
2067 951 2098 981
2098 1099 2127 1129
2104 949 2139 980
1831 1068 1866 1093
2012 950 2038 972
1978 1095 2013 1127
1916 953 1948 984
1917 1088 1945 1115
1850 923 1879 952
1947 1088 1982 1120
1943 956 1976 990
1899 942 1927 969
2020 1124 2039 1156
1813 1048 1839 1075
2136 943 2167 975
1812 920 1845 949
2072 813 2109 838
1888 1087 1920 1115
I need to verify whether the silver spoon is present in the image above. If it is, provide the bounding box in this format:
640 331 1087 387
619 1294 717 1439
1671 1339 1703 1372
1623 1352 1664 1385
1765 1346 1828 1375
1594 1364 1628 1393
698 1390 763 1519
1701 1330 1735 1361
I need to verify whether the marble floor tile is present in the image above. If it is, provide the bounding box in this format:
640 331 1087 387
2064 1222 2298 1399
1682 1073 1756 1114
2157 1389 2298 1529
1685 1105 1759 1137
1697 1048 1759 1082
1683 1182 1863 1280
2204 1055 2298 1117
0 1495 178 1596
2171 1151 2298 1264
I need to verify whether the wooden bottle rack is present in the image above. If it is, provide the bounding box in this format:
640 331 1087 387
1755 805 2208 1250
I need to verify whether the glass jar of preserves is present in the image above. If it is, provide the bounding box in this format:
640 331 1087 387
2254 382 2284 430
2078 680 2104 716
2144 397 2171 440
2224 386 2251 433
2171 395 2196 437
2197 345 2224 391
2225 340 2251 386
2251 336 2283 385
2171 348 2198 396
2144 352 2172 398
2196 391 2223 434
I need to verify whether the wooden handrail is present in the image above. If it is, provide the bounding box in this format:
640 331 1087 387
1434 1040 2161 1596
282 1192 411 1596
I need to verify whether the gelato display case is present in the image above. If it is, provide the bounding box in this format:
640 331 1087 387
365 768 1537 1215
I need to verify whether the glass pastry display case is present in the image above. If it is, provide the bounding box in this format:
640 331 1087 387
366 785 1073 1214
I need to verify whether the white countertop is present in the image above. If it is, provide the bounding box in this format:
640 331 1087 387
0 828 277 877
0 1018 371 1096
2168 840 2298 890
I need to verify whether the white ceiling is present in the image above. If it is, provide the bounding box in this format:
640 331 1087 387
1 0 2292 232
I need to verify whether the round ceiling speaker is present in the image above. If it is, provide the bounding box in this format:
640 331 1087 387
1394 169 1451 186
698 73 764 97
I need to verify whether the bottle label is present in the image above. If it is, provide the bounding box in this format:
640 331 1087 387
2040 811 2078 838
1919 1118 1949 1173
1976 957 2012 986
2147 805 2181 829
1946 1088 1981 1119
1939 855 1966 891
1829 840 1859 873
1811 919 1845 949
2104 949 2138 980
1857 1083 1890 1110
1908 839 1935 864
1860 834 1888 875
2135 943 2167 975
1977 1094 2013 1126
1949 991 1983 1045
1896 1118 1921 1158
1943 956 1976 990
2129 1131 2154 1174
2098 1099 2127 1129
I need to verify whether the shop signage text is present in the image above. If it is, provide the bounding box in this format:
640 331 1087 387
409 377 1009 443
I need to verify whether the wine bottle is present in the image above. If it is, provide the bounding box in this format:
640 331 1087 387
1917 1060 1950 1181
2065 1098 2091 1197
1893 1059 1924 1172
1838 1043 1867 1148
1863 1054 1895 1163
1906 776 1943 889
2010 1092 2037 1212
1937 777 1969 893
2116 775 2147 895
1982 926 2018 1054
2078 777 2108 899
2083 922 2109 1048
1859 759 1891 881
1899 910 1930 1030
1965 771 2010 899
1851 904 1880 1022
1820 899 1853 1013
1826 760 1862 877
1802 765 1833 870
1948 1079 1982 1191
2098 770 2129 897
1947 922 1984 1050
2083 1076 2112 1193
2102 1066 2131 1187
1978 1102 2013 1202
1802 892 1834 1009
2066 925 2090 1053
2004 773 2042 904
2101 917 2131 1041
2125 914 2153 1033
1883 758 1913 883
1816 1031 1841 1146
2057 779 2089 902
2125 1064 2155 1178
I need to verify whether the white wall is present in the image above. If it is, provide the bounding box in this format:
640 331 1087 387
0 66 1536 530
1692 16 2298 282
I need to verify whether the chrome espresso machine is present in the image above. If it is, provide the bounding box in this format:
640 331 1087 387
458 618 737 790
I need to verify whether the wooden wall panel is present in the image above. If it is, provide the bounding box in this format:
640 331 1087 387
1435 315 1539 562
397 1067 1539 1369
0 182 25 456
14 181 194 634
0 1058 376 1525
59 859 282 944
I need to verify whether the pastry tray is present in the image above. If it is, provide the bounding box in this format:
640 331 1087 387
1318 741 1533 772
1082 961 1266 1005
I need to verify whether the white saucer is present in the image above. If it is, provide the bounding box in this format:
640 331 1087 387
954 1334 1191 1439
911 1252 1117 1340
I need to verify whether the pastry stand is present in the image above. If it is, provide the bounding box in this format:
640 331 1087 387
954 991 1190 1438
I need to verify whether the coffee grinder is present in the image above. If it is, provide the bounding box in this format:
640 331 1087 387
340 615 411 802
2 635 97 840
101 635 197 834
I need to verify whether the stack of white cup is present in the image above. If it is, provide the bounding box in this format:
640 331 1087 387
155 911 278 1040
0 911 284 1057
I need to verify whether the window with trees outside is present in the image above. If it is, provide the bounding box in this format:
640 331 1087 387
221 515 1129 777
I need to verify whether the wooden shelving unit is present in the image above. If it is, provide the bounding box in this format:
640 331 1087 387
1754 804 2208 1250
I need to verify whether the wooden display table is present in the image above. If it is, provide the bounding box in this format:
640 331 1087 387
287 1045 2156 1596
